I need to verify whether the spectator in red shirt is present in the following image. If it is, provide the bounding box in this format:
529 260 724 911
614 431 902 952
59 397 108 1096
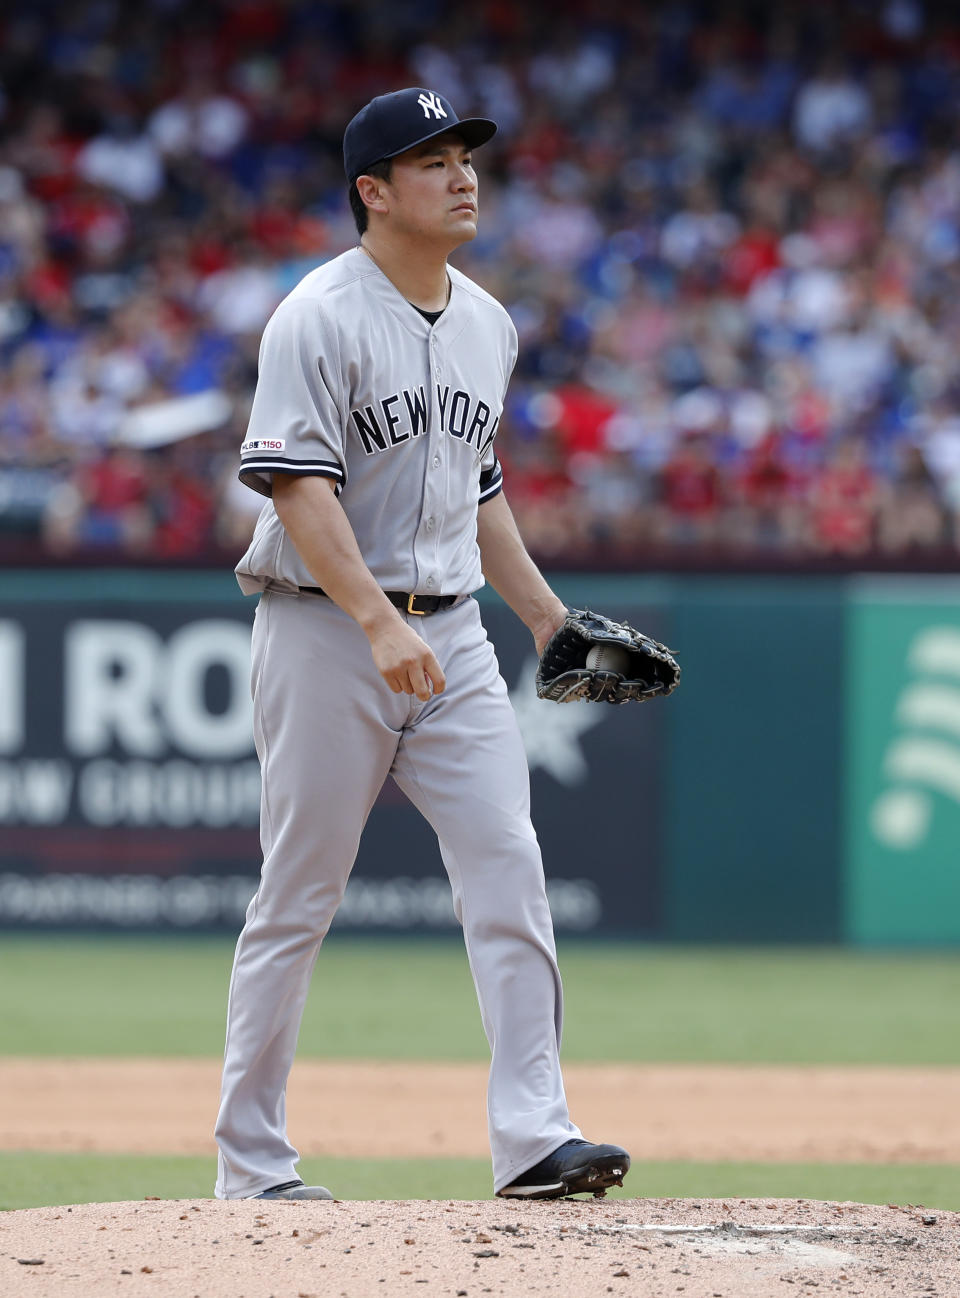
655 434 724 546
44 446 152 552
736 432 804 548
808 438 880 555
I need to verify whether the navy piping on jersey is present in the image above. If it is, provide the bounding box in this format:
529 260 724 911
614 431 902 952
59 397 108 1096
239 459 345 499
478 459 503 503
240 445 502 505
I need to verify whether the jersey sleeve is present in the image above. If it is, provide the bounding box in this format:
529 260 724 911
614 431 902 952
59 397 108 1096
477 312 517 505
478 454 503 502
238 298 345 498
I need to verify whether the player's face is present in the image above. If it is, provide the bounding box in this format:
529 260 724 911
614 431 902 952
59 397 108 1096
383 133 479 246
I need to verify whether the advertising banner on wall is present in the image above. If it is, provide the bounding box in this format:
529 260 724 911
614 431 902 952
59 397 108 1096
0 572 669 937
846 578 960 944
663 577 845 942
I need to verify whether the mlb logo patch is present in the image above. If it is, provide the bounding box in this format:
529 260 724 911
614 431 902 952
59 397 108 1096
242 438 285 453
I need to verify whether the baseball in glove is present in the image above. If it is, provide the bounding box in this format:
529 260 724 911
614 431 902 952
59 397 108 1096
536 608 681 705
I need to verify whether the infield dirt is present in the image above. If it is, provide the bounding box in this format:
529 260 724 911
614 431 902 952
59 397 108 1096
2 1059 959 1162
6 1060 960 1295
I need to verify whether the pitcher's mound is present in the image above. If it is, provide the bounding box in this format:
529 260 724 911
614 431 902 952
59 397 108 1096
2 1196 957 1297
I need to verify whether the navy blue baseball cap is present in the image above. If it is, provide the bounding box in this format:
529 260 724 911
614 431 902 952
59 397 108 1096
343 87 497 182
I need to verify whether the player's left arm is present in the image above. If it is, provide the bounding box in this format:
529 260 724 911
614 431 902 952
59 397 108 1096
476 490 567 654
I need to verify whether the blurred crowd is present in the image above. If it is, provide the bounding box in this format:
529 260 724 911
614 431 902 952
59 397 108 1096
4 0 960 565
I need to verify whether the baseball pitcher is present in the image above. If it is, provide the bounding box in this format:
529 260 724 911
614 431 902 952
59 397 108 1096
214 87 633 1202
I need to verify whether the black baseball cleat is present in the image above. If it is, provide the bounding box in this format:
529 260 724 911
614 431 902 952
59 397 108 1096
497 1138 630 1200
253 1179 334 1200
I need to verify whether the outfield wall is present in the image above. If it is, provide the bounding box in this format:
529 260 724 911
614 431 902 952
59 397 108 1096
1 569 958 944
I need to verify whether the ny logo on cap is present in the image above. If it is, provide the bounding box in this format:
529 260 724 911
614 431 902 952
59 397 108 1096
417 91 448 121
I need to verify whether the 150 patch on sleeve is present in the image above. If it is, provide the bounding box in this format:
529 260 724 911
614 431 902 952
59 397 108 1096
241 438 286 453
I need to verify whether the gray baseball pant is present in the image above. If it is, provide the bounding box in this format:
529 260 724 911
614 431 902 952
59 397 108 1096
214 590 580 1197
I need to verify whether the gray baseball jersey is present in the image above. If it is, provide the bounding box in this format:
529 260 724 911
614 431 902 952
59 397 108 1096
235 246 510 596
215 246 580 1201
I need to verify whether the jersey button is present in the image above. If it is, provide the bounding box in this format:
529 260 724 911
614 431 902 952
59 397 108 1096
425 517 435 532
425 576 435 588
432 456 441 468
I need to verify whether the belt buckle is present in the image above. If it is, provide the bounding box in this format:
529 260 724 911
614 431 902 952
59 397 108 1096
407 593 427 616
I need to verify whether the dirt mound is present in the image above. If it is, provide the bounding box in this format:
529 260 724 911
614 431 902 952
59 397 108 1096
2 1197 957 1298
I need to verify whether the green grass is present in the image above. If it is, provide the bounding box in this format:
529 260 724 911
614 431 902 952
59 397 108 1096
4 1152 960 1212
2 937 960 1063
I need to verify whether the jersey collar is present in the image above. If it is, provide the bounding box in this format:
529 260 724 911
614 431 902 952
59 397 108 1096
348 247 470 342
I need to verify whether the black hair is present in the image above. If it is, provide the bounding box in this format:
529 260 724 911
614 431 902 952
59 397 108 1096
349 158 393 235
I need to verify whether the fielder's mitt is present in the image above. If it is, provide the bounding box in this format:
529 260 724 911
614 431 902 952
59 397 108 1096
536 608 680 705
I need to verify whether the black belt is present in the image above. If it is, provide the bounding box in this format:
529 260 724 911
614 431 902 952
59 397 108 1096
299 586 460 616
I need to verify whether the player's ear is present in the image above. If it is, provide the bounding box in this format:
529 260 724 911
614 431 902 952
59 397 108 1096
355 174 389 217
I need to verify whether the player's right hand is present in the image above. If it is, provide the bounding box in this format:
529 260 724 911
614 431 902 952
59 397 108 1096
369 619 446 701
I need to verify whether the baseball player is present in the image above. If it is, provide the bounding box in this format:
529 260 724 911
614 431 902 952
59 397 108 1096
214 87 630 1202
